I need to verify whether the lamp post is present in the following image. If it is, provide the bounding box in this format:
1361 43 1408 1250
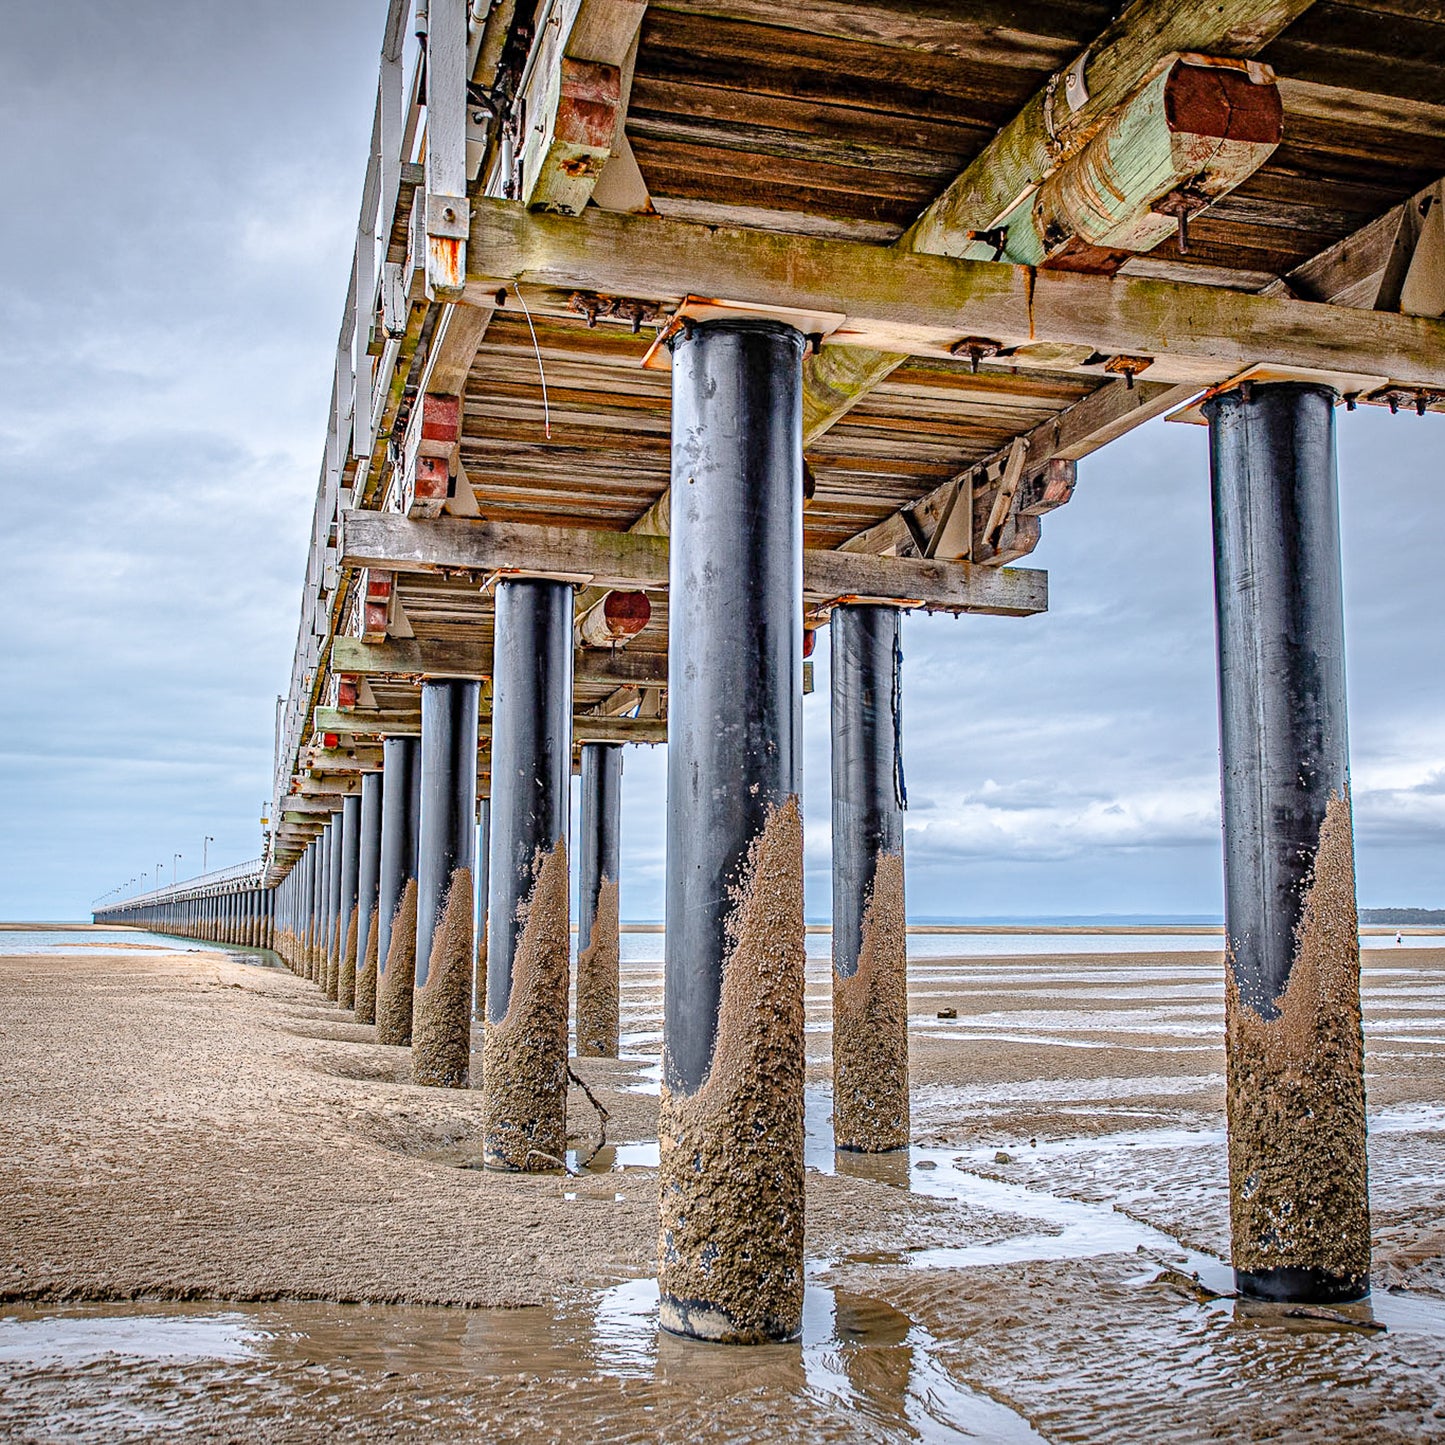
203 836 214 874
174 852 183 885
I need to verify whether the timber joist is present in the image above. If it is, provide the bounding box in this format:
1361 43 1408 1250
338 510 1049 616
265 0 1445 878
462 200 1445 393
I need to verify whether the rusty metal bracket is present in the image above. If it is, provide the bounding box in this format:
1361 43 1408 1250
425 192 469 241
951 336 1005 373
1064 50 1091 113
963 229 1009 263
1103 354 1155 390
1151 183 1213 255
1367 385 1445 416
567 290 665 334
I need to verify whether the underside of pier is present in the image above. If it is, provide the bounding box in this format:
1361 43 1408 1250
260 0 1444 854
96 0 1445 1337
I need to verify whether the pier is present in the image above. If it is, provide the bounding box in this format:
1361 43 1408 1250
95 0 1445 1338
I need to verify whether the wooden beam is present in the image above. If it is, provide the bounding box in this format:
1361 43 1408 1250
313 705 666 745
802 551 1047 618
342 508 668 589
839 377 1200 559
308 746 384 773
463 201 1445 391
798 0 1315 441
331 634 669 686
341 508 1049 615
298 774 361 797
575 715 666 745
279 794 346 814
1282 180 1445 315
520 1 648 215
424 0 470 300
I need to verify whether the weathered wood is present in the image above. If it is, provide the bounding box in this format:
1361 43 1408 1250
805 550 1047 616
1283 180 1445 315
425 0 470 299
521 1 648 214
794 0 1316 438
419 301 494 394
309 746 385 773
839 376 1198 557
462 201 1445 389
280 793 348 814
313 705 667 745
331 634 669 686
907 1 1313 256
342 509 669 588
341 508 1049 614
649 0 1109 66
992 60 1282 269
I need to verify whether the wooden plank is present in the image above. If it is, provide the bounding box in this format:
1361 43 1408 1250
462 201 1445 389
341 508 1049 614
313 706 667 745
574 715 667 744
839 376 1198 558
279 794 348 814
425 0 470 299
1283 180 1444 313
647 0 1110 66
309 746 385 773
342 509 670 588
803 550 1047 617
332 634 669 686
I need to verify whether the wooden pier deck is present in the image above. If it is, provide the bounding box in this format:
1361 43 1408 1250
257 0 1445 865
91 0 1445 1341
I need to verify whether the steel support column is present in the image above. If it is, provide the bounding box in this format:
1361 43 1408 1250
483 578 573 1170
325 811 344 999
471 796 491 1084
307 841 321 981
339 793 362 1008
660 319 806 1344
355 771 384 1024
830 604 910 1153
576 741 623 1058
376 736 422 1045
1205 380 1369 1304
413 678 479 1087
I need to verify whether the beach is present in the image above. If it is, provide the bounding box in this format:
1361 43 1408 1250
0 929 1442 1440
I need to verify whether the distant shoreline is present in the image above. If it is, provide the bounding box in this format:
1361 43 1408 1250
6 920 1443 938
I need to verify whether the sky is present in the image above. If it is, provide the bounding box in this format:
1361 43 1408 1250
3 2 1442 922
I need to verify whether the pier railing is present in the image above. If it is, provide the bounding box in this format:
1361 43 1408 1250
103 858 266 910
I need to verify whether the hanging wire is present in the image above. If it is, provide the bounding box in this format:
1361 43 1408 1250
513 282 552 438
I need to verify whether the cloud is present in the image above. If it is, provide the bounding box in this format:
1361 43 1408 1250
2 2 1442 922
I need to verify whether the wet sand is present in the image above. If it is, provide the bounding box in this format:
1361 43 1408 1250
1 937 1443 1440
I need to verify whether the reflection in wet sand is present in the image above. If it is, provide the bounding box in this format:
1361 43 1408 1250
0 1283 1042 1443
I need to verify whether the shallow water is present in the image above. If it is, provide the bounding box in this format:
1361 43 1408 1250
0 928 276 961
4 934 1442 1440
5 1101 1443 1442
0 1282 1041 1443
